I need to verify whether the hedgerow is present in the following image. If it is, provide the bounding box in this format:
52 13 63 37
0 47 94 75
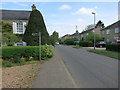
2 45 54 60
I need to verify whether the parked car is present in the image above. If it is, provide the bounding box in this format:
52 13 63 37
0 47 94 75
96 41 106 48
56 42 59 45
112 40 120 44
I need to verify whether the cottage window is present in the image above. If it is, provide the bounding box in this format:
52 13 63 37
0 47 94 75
114 37 119 40
106 38 110 42
13 22 26 34
115 28 119 33
17 22 23 33
106 29 110 34
102 31 104 35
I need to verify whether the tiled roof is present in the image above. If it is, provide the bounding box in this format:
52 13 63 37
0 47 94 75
70 30 79 37
61 34 70 38
102 20 120 30
80 28 94 34
0 10 31 20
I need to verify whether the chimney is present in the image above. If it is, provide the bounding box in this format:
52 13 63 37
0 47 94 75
32 4 36 11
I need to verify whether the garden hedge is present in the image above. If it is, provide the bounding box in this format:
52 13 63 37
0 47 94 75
106 44 120 52
2 45 54 59
79 41 90 47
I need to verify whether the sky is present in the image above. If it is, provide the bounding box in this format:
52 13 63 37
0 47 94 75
1 2 119 37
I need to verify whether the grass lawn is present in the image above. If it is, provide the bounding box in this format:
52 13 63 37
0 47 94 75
88 50 120 59
73 45 82 49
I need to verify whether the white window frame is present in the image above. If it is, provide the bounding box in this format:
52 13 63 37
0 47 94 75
102 31 104 35
13 22 26 34
115 28 119 33
106 29 110 35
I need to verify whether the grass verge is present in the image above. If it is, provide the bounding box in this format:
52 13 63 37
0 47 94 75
88 50 120 60
73 45 82 49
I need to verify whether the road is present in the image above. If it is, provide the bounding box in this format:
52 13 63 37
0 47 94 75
56 45 118 88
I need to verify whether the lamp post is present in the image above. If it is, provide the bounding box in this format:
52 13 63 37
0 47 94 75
32 32 41 61
92 12 96 50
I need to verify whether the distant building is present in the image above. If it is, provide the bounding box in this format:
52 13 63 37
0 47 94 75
69 30 80 40
61 34 70 42
80 28 94 41
101 20 120 43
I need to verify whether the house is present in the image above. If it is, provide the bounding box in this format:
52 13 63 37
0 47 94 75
69 30 80 40
80 28 94 41
61 34 70 42
101 20 120 43
1 4 37 46
80 25 103 41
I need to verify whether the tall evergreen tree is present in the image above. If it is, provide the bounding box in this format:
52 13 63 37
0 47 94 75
23 9 50 46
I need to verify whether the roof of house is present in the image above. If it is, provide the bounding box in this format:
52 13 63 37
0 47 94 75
0 10 31 20
80 28 94 34
69 30 79 37
102 20 120 30
61 34 70 38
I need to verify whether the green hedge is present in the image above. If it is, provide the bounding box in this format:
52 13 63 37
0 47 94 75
106 44 120 52
2 45 54 60
79 41 90 47
64 38 77 45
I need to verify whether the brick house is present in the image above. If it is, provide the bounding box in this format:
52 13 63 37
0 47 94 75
1 4 37 46
80 26 102 41
101 20 120 43
69 30 80 40
61 34 70 42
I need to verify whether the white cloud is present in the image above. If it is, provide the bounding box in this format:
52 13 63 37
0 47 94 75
12 2 28 7
75 7 95 15
59 4 72 10
94 6 98 9
19 4 28 7
77 18 85 23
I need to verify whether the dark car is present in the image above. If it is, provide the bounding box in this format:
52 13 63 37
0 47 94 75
96 41 106 48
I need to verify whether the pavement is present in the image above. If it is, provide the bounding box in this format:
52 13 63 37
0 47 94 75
32 45 118 88
81 47 106 50
32 49 77 88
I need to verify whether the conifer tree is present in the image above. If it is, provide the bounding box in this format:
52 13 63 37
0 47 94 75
23 9 50 46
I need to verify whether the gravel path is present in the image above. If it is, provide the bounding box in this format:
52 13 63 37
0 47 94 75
2 63 41 88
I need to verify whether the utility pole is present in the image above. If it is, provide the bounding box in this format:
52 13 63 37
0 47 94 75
92 12 96 50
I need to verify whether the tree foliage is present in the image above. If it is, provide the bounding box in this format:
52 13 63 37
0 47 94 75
85 32 103 43
96 20 105 28
50 31 59 45
1 21 19 46
23 10 50 46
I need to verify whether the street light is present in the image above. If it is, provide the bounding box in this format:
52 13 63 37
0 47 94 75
92 12 96 50
32 32 41 61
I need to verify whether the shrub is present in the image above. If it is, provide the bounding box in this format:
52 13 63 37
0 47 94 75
2 61 13 67
2 45 54 60
23 9 50 45
79 41 90 47
106 44 120 52
64 38 78 45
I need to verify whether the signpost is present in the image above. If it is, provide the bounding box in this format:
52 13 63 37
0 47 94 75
32 32 41 61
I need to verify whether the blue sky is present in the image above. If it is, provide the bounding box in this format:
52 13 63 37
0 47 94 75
1 2 118 37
